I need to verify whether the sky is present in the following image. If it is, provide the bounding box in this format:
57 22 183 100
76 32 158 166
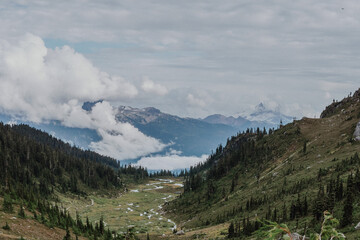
0 0 359 168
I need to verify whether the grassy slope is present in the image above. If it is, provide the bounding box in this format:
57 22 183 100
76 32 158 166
165 97 360 239
0 197 88 240
58 178 184 238
1 178 184 239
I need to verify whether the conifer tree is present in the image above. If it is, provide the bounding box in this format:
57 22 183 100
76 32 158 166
18 203 26 218
2 194 13 213
282 203 287 222
63 227 71 240
99 216 105 235
303 141 307 154
228 222 235 238
341 175 354 227
2 222 10 230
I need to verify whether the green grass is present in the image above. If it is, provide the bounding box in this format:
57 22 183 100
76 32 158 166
165 102 360 239
57 178 183 235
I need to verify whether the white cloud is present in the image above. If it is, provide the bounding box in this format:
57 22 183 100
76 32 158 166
186 93 206 108
141 77 168 96
0 34 166 160
0 33 138 122
1 1 359 119
134 154 208 170
87 102 167 160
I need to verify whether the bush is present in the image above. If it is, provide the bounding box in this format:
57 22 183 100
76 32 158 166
18 204 26 218
2 222 10 230
255 211 345 240
2 194 13 213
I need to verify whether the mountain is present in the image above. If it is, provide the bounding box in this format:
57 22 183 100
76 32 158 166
202 103 294 129
0 106 237 165
0 103 293 167
202 114 253 128
165 88 360 239
114 106 237 158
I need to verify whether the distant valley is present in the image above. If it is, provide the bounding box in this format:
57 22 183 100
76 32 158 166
0 102 293 169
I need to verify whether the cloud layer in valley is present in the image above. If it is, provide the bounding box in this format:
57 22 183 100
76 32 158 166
134 154 208 171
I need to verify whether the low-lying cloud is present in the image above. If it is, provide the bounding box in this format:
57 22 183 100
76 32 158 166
0 34 166 160
141 77 168 96
134 154 208 170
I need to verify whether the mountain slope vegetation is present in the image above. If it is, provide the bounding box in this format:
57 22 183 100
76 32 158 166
166 89 360 239
0 123 149 239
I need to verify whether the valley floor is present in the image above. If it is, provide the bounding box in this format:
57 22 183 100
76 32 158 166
60 178 184 238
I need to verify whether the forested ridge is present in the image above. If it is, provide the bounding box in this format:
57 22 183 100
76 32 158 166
11 124 121 168
0 122 148 239
166 89 360 239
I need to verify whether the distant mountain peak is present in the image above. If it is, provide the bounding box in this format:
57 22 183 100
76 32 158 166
144 107 161 114
255 102 266 112
203 102 294 129
116 105 170 125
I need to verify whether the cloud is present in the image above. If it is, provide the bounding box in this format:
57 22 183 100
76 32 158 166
0 33 138 122
1 1 360 119
0 34 166 160
134 154 208 170
186 93 206 108
141 76 168 95
87 102 167 160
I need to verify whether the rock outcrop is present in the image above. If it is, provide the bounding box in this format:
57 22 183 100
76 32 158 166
354 121 360 141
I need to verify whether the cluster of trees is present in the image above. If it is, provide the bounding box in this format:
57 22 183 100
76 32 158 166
149 169 174 177
0 123 153 197
228 218 261 238
0 122 153 239
11 124 120 168
169 112 360 238
2 194 124 239
182 126 299 194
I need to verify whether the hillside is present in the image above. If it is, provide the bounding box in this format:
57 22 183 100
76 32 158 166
0 123 150 239
165 88 360 239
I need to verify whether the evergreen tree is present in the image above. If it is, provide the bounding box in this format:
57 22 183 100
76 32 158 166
18 204 26 218
63 228 71 240
230 178 235 193
104 228 112 240
228 222 235 238
313 185 326 221
282 203 287 222
2 222 10 230
2 194 13 213
99 216 105 235
341 175 354 227
335 175 344 200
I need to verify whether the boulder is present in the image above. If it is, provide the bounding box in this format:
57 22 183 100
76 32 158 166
290 232 308 240
176 230 185 235
354 121 360 141
355 222 360 230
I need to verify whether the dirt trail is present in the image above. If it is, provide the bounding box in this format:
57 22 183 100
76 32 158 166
86 199 94 207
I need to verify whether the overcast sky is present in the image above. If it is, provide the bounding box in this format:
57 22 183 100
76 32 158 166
1 0 359 119
1 1 360 167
